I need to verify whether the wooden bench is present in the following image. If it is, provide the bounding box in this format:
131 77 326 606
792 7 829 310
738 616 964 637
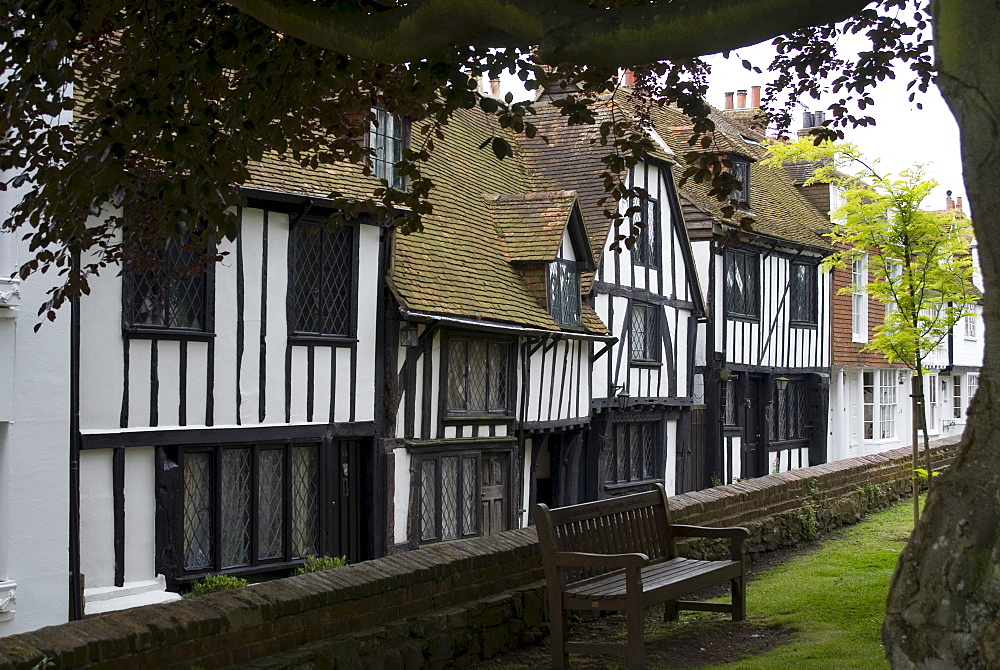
534 485 749 669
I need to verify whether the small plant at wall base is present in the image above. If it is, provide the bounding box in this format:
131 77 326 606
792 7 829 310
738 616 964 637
294 555 348 574
799 500 819 540
188 574 248 597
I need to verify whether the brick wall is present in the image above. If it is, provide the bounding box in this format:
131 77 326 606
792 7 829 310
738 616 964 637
0 441 955 670
830 257 903 368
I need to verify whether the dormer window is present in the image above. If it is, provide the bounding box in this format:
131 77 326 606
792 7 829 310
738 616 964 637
548 238 581 326
729 157 751 205
368 108 409 189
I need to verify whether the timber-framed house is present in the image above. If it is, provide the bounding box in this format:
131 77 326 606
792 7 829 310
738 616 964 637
655 102 834 485
71 139 399 613
384 106 614 551
519 91 707 501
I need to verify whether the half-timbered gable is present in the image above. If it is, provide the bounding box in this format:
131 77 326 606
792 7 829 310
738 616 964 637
74 153 391 612
386 107 611 551
647 103 834 487
517 95 706 501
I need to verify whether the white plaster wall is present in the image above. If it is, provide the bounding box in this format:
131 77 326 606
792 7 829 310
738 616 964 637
393 448 412 546
79 450 115 589
520 438 533 528
353 225 381 423
124 448 156 583
664 419 677 496
0 230 71 634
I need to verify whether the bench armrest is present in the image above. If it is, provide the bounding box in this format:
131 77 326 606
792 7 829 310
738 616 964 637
671 524 749 562
552 551 649 569
671 524 749 540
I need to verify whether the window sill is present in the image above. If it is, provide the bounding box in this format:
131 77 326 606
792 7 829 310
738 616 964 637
790 321 818 329
443 413 512 422
604 478 663 493
124 328 215 342
727 313 761 323
629 360 662 369
287 334 359 346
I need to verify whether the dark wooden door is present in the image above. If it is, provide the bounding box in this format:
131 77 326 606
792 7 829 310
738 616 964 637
742 379 761 479
480 452 509 536
326 438 365 563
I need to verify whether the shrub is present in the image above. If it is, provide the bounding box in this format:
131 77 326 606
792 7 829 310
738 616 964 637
294 555 348 575
188 574 248 597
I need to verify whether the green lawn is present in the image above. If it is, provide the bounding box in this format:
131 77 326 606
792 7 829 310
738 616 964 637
699 499 914 670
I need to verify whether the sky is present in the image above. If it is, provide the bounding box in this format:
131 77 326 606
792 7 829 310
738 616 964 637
705 41 966 213
501 37 966 215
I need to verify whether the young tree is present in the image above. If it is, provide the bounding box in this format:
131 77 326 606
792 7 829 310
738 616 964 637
2 0 1000 665
771 141 976 522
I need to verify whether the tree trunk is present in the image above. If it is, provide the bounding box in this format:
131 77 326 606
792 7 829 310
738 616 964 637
883 1 1000 667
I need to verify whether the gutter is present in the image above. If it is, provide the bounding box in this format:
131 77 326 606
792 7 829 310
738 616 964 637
397 306 618 343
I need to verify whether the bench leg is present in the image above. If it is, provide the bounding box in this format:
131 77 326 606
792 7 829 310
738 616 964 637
664 599 678 622
626 600 646 670
549 608 569 668
731 576 746 622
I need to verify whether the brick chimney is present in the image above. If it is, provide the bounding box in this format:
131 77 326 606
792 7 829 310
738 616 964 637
724 92 735 110
622 69 636 88
946 190 954 211
751 85 761 108
957 196 963 211
736 89 747 109
490 77 501 97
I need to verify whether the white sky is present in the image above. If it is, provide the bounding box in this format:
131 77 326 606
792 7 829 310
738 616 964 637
705 40 967 213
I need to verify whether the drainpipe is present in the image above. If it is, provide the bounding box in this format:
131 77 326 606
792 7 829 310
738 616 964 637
69 252 82 620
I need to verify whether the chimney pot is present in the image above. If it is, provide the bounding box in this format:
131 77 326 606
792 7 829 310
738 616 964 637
724 92 735 110
813 111 825 126
751 85 762 108
803 111 815 128
736 89 747 109
490 77 501 97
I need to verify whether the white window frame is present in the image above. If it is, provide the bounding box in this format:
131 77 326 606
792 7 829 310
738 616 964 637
862 369 897 441
953 375 963 419
965 314 978 340
968 373 979 403
851 254 868 343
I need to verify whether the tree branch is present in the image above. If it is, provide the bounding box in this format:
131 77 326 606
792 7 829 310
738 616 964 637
226 0 871 65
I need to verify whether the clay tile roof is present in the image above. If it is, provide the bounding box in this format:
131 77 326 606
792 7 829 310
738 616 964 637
388 107 607 335
647 101 832 251
488 190 578 262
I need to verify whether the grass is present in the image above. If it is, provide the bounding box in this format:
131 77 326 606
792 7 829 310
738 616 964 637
698 498 915 670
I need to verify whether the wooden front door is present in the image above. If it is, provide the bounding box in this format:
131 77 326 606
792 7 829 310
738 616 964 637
480 452 509 536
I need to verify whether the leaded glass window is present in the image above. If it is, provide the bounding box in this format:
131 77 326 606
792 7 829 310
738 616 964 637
630 197 659 267
369 108 408 189
418 452 480 544
180 441 322 576
789 263 818 325
953 375 963 419
547 259 581 326
605 420 661 485
183 451 214 571
447 336 511 414
771 379 808 442
725 250 759 318
288 219 355 338
124 240 209 333
630 303 659 363
723 377 739 426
